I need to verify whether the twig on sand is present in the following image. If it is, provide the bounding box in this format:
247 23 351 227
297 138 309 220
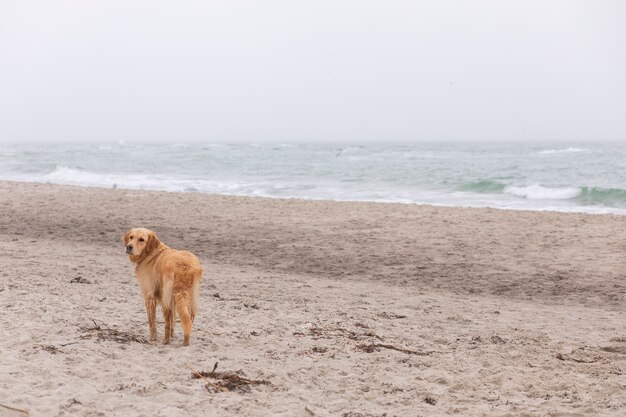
80 319 148 344
187 362 270 393
298 325 383 341
186 363 212 382
356 343 433 356
0 403 29 415
556 353 598 364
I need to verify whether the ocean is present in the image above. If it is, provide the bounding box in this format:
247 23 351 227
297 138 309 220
1 142 625 215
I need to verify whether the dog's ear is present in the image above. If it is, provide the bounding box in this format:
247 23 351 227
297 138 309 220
145 231 160 254
123 230 130 245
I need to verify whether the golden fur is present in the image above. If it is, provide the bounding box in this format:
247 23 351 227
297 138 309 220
123 228 202 346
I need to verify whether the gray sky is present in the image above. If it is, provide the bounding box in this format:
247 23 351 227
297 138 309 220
1 0 625 143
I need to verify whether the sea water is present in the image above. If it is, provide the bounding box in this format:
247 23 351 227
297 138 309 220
1 142 625 214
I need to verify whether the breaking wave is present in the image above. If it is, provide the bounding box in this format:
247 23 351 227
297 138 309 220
459 180 626 207
504 185 581 200
538 147 589 155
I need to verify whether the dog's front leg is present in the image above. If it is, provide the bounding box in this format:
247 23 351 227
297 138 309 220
145 296 158 341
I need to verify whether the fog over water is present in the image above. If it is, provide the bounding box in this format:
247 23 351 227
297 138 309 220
1 1 625 144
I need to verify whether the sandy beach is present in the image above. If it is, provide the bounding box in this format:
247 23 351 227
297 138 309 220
0 180 625 417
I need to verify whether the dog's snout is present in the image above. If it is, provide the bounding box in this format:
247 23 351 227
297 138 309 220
126 245 133 253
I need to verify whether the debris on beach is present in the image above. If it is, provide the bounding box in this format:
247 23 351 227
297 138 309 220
69 276 91 284
188 362 270 393
356 343 433 356
34 344 62 354
424 395 438 405
293 324 383 341
377 312 407 319
80 320 148 344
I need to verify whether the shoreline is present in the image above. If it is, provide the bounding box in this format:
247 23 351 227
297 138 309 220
1 180 625 416
3 178 626 217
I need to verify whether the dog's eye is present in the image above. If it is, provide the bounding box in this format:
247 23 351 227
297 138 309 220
139 238 145 242
129 236 134 240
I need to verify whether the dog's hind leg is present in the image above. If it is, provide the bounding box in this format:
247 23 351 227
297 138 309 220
175 291 193 346
162 280 175 345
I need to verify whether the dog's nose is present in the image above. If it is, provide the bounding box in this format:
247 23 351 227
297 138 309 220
126 245 133 253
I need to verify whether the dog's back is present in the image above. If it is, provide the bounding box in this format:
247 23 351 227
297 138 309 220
157 249 202 320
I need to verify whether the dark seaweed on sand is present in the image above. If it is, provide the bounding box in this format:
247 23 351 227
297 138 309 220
80 320 148 344
189 362 270 393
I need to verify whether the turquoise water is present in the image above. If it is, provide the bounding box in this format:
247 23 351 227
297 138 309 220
1 142 625 214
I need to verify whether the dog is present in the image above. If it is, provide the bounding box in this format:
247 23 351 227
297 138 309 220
123 228 202 346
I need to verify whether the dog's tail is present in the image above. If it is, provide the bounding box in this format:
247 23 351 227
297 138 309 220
163 280 175 312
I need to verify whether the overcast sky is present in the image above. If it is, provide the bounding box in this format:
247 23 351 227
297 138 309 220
0 0 624 143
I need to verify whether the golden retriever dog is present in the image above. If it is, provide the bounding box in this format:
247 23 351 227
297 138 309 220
123 228 202 346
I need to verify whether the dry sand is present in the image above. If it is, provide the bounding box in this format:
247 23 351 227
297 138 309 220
0 181 625 417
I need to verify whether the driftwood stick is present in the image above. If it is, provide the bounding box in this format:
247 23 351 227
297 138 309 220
185 363 208 381
0 403 29 415
357 343 434 355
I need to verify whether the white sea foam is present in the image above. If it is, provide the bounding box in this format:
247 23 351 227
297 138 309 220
504 184 581 200
39 166 317 197
538 147 589 155
42 166 196 192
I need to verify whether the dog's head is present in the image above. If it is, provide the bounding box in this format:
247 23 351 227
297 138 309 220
123 228 160 261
